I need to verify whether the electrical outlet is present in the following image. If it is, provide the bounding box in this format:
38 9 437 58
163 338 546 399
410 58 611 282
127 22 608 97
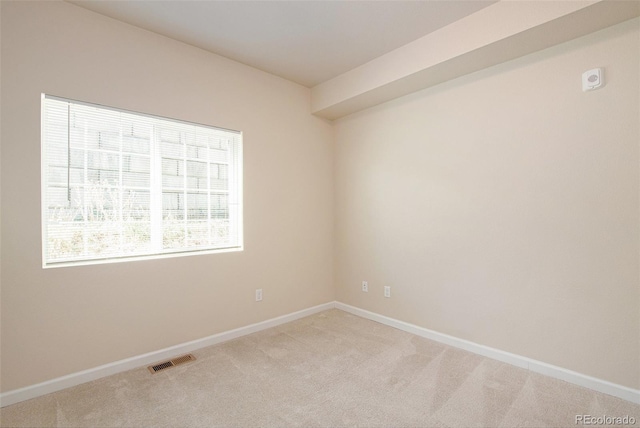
255 289 263 302
362 281 368 292
384 286 390 298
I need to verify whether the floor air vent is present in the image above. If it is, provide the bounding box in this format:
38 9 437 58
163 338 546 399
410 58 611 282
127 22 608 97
148 354 196 374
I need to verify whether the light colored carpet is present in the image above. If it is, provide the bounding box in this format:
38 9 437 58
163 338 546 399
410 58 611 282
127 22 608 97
1 309 638 427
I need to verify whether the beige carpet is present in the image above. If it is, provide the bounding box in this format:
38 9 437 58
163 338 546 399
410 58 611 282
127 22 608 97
1 309 639 427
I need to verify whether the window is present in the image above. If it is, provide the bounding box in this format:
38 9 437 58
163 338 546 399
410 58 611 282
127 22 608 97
41 95 242 267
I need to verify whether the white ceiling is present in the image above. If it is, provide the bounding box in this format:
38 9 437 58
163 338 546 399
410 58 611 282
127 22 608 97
69 0 496 88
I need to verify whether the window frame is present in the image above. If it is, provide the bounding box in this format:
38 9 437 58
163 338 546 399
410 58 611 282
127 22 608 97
41 94 243 268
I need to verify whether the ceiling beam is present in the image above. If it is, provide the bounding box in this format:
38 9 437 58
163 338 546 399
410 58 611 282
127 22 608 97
311 0 640 120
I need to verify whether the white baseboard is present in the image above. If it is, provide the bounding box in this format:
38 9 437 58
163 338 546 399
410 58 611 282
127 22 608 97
0 301 336 408
335 302 640 404
3 300 638 407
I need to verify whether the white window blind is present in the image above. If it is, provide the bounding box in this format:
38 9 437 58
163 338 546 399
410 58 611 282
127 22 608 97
41 95 243 267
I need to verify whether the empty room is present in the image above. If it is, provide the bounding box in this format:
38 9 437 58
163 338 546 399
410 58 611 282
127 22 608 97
1 0 639 426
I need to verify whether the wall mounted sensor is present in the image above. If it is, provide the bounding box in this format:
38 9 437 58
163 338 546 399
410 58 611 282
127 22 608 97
582 68 603 91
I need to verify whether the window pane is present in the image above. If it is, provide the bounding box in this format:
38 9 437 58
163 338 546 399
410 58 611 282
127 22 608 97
162 219 185 249
186 221 209 247
42 95 242 266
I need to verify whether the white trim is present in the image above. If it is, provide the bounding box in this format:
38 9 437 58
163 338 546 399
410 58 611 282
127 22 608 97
335 302 640 404
3 301 638 408
0 302 336 408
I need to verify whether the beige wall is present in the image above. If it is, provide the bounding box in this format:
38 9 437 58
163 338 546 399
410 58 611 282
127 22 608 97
0 1 334 392
334 19 640 389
